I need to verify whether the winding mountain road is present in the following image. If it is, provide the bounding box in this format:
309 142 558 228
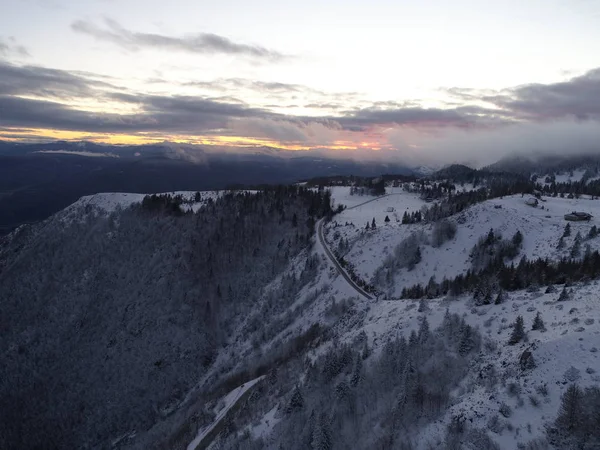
318 193 399 300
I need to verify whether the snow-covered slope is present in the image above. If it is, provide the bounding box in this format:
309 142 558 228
326 192 600 297
202 188 600 449
58 190 224 221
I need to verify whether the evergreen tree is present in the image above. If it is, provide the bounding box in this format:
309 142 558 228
570 239 581 258
494 290 505 305
350 356 363 387
532 312 546 331
402 211 409 224
414 246 422 265
512 230 524 247
557 237 565 250
311 413 333 450
558 286 570 302
588 225 598 239
371 218 376 229
556 384 583 432
508 315 525 345
563 223 572 238
418 316 431 343
459 323 476 356
287 385 304 413
384 215 390 223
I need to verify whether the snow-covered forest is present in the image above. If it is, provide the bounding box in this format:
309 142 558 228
0 186 331 449
3 160 600 450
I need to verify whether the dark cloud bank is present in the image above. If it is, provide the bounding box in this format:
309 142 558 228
1 60 600 165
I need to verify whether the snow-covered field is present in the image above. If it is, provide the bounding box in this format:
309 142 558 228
325 193 600 297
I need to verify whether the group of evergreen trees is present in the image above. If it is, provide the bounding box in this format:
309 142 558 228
402 248 600 299
221 313 482 449
549 384 600 448
0 185 333 450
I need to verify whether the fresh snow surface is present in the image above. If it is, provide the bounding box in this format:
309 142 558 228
327 193 600 297
340 283 600 449
249 405 280 441
328 186 427 222
187 376 265 450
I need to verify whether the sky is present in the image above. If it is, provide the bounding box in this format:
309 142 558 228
1 0 600 165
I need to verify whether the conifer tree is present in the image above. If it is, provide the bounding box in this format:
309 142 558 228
287 385 304 413
494 290 505 305
532 312 546 331
459 323 476 355
558 286 570 302
384 215 390 223
508 315 525 345
556 384 583 433
312 413 333 450
563 223 572 238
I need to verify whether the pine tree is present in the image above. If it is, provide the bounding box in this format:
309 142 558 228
563 223 572 238
512 230 524 248
350 356 363 387
570 239 581 258
414 246 422 265
532 312 546 331
402 211 409 224
557 237 565 250
372 218 376 229
556 384 583 432
418 316 430 343
459 323 476 355
588 225 598 239
312 413 333 450
385 215 390 223
494 290 505 305
287 385 304 413
558 286 570 302
508 315 525 345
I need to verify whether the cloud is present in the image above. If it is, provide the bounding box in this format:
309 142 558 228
0 37 30 58
0 61 116 98
71 18 288 61
334 104 509 131
443 68 600 123
2 59 600 165
485 68 600 121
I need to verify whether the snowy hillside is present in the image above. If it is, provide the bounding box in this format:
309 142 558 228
325 191 600 298
6 180 600 450
57 190 224 221
194 186 600 450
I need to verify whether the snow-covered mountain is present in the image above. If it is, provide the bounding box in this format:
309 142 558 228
3 178 600 450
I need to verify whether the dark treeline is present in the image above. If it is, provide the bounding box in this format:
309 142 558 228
0 185 332 450
402 177 533 225
402 249 600 299
535 177 600 198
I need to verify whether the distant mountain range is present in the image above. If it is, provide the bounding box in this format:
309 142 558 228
0 140 421 235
